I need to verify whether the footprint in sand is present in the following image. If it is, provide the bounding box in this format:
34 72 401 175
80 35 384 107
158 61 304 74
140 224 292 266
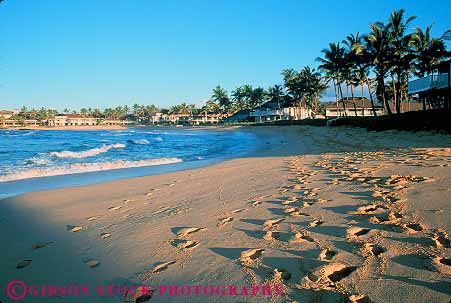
319 248 337 261
239 249 264 264
16 260 32 269
292 231 315 243
217 217 233 227
283 207 299 214
403 223 424 234
152 261 176 273
100 232 111 239
431 229 451 248
309 219 324 228
425 256 451 275
355 204 384 215
349 294 373 303
108 206 122 211
347 227 371 239
300 263 356 288
32 241 52 250
263 218 284 229
176 227 206 237
263 231 280 241
171 239 199 250
365 243 386 256
273 268 292 280
83 259 100 268
67 225 83 232
301 202 314 208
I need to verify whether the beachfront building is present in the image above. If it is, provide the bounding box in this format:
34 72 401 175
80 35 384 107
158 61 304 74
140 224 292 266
225 109 252 123
0 109 20 119
325 97 384 118
148 112 165 124
408 60 451 109
0 119 40 127
386 101 423 114
166 113 191 124
101 119 132 126
250 100 312 122
191 112 221 125
48 114 98 126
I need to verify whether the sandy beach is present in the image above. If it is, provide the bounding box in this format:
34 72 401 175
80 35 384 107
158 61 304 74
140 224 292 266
1 126 450 303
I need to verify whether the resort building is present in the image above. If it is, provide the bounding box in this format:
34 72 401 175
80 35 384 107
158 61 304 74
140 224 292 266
249 100 312 122
325 97 384 117
408 59 451 109
149 112 165 124
0 109 20 119
0 119 39 127
191 113 221 125
48 114 98 126
101 119 132 126
224 109 252 123
166 113 192 124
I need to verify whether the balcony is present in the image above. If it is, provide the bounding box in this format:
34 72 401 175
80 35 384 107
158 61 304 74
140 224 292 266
408 74 449 94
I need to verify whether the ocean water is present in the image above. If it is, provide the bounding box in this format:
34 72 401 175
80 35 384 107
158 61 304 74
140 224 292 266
0 127 258 198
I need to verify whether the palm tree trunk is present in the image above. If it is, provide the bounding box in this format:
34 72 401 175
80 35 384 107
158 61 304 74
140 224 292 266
350 84 357 116
337 83 347 116
391 75 400 114
333 80 339 117
365 76 377 117
379 76 392 115
361 84 365 116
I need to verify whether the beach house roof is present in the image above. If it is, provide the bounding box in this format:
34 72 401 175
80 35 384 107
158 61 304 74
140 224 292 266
326 97 381 109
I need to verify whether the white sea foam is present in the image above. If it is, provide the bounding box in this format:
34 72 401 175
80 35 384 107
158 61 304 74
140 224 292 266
0 158 183 182
49 143 126 159
128 139 150 145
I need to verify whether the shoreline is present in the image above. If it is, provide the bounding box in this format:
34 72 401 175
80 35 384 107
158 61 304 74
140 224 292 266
0 125 260 198
1 125 128 131
1 126 450 302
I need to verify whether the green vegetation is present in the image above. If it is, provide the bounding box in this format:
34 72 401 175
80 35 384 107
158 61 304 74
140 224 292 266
7 8 450 126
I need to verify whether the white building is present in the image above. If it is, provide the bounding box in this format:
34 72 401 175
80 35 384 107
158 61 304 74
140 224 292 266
48 114 98 126
249 100 312 122
325 98 384 117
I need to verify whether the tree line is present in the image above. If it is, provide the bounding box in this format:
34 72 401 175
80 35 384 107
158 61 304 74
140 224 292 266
7 9 450 123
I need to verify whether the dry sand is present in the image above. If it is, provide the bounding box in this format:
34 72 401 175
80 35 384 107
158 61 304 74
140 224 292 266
0 126 450 302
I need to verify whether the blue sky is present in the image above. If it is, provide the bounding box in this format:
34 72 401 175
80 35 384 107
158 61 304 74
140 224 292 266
1 0 450 110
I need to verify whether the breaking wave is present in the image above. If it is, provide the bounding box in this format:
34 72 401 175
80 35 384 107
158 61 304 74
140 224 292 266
0 158 183 182
49 143 126 159
127 139 150 145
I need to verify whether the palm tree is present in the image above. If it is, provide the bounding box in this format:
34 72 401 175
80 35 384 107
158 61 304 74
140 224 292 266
267 85 285 119
366 22 393 114
212 86 231 115
345 33 379 116
410 25 451 109
317 43 347 115
410 25 451 77
231 86 250 111
302 67 328 116
388 9 416 113
343 33 364 116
